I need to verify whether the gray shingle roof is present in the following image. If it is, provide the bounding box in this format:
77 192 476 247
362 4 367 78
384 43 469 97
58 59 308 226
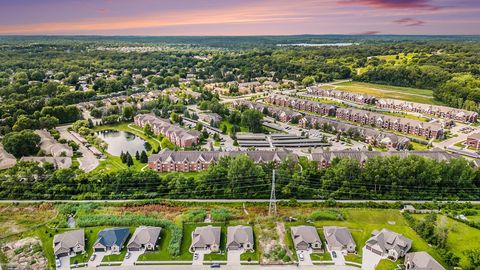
291 226 321 247
127 226 161 249
323 226 356 250
53 229 85 255
191 226 221 248
405 252 445 270
227 226 253 248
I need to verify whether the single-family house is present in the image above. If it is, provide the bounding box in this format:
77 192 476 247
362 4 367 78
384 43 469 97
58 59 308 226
53 230 85 258
93 228 130 253
365 229 412 261
291 226 322 251
190 225 221 252
127 226 161 251
404 252 445 270
227 225 254 251
323 226 356 254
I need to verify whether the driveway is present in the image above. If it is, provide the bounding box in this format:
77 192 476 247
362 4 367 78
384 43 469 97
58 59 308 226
361 247 382 270
297 249 313 266
88 252 106 268
192 251 205 266
330 251 345 266
122 250 144 266
227 249 243 266
56 256 70 270
57 126 99 172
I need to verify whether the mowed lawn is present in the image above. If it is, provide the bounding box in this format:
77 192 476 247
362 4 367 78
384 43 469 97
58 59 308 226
327 81 437 105
311 209 446 267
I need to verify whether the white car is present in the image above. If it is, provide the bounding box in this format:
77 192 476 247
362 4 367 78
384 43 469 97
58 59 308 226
298 252 304 261
55 258 61 268
125 252 131 259
194 253 199 260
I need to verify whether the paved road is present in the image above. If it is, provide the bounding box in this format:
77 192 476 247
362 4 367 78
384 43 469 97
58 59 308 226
94 265 359 270
57 125 99 172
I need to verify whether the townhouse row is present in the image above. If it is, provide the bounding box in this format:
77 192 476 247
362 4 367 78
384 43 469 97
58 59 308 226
307 86 478 123
306 86 376 104
147 149 461 172
264 95 443 139
134 114 201 148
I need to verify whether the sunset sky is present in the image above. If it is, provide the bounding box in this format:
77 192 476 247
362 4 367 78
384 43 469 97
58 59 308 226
0 0 479 35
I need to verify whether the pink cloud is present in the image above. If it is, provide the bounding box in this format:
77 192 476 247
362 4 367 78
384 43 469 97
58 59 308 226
354 30 381 35
393 17 425 26
338 0 440 10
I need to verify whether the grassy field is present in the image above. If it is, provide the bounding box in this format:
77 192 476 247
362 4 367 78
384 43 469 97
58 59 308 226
327 81 437 105
442 216 480 269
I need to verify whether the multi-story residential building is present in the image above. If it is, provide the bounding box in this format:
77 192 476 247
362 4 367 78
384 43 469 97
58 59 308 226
377 99 478 123
299 115 411 149
232 101 303 123
306 87 376 104
134 114 200 148
265 95 337 117
310 149 460 169
335 107 443 139
148 149 298 172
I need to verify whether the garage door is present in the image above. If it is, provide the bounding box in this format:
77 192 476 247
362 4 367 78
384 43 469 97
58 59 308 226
56 252 69 258
95 248 105 252
128 247 140 251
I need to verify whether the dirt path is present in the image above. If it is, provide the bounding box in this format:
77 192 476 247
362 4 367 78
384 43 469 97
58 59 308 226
275 222 294 259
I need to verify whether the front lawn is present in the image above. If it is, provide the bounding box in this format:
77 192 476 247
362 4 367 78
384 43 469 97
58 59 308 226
310 252 331 261
375 258 402 270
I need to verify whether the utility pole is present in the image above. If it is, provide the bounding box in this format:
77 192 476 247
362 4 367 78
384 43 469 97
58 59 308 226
269 169 277 216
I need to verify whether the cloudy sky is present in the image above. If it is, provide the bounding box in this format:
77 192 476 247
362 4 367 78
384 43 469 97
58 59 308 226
0 0 479 35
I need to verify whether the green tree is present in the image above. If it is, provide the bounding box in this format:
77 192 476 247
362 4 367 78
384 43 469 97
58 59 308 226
13 115 38 132
140 150 148 163
2 130 41 158
241 109 263 133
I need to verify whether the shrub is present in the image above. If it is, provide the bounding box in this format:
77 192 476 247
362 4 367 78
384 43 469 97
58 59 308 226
308 210 344 221
182 209 207 222
211 208 233 222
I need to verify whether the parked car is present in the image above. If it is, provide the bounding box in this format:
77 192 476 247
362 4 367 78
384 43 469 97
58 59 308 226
332 251 337 258
125 252 131 259
55 258 61 268
298 253 304 261
194 253 199 260
90 254 97 261
211 263 221 268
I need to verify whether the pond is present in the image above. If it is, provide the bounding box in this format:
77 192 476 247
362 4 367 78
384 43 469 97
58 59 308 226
96 130 151 156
